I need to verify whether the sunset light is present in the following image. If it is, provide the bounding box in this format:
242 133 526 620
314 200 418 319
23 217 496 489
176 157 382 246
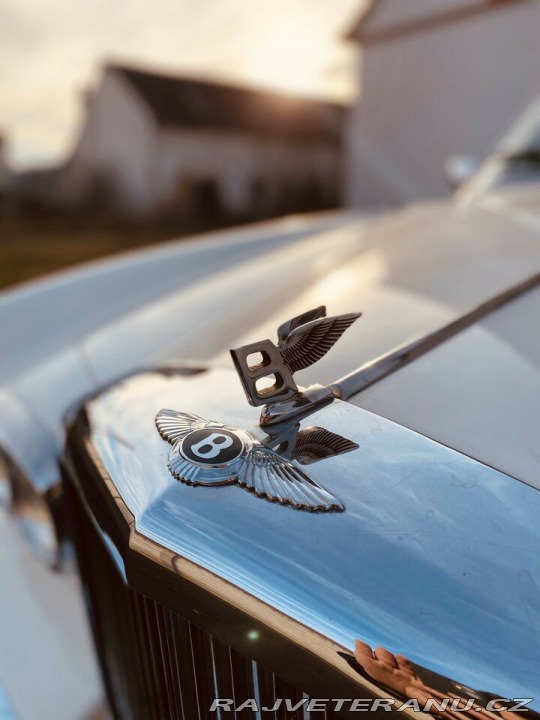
0 0 361 169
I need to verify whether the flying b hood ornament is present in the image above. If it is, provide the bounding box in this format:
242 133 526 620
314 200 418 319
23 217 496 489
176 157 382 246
231 306 361 426
155 307 360 511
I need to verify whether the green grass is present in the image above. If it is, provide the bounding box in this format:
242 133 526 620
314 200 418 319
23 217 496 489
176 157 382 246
0 213 240 290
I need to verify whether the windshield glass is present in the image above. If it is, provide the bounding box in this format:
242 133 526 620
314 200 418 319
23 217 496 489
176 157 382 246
495 97 540 176
463 97 540 196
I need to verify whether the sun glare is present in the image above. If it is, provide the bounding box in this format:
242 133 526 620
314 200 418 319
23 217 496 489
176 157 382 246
2 0 360 167
244 28 325 95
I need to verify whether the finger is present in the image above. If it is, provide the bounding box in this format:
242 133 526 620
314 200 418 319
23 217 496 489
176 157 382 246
410 689 431 704
354 640 375 662
373 646 398 668
499 712 524 720
395 654 416 676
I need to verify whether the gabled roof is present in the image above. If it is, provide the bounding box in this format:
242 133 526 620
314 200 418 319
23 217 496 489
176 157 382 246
110 64 344 143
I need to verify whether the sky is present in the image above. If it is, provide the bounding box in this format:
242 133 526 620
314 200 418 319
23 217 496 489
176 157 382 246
0 0 364 170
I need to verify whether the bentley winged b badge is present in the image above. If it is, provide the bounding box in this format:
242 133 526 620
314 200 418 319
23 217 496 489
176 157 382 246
155 410 346 511
155 306 361 511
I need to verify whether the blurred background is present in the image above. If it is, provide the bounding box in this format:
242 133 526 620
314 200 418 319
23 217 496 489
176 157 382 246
1 0 539 289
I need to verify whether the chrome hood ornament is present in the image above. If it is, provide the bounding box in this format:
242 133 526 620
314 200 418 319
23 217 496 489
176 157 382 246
230 306 361 426
155 409 358 512
155 307 361 511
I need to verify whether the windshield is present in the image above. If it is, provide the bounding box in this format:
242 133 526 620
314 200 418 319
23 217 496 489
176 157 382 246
495 97 540 177
461 97 540 198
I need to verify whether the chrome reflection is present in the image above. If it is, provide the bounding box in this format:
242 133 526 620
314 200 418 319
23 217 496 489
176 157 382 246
0 448 62 568
265 422 359 465
343 640 535 719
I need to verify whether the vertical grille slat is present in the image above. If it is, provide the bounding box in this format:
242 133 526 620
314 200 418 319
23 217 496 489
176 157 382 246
211 637 237 713
254 661 278 720
67 481 345 719
173 614 204 719
140 594 170 719
164 609 187 718
190 622 224 720
153 602 179 719
157 604 183 719
273 677 306 720
230 647 257 720
127 591 157 719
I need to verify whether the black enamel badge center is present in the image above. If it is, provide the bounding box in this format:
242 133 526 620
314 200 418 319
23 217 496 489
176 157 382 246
180 428 244 466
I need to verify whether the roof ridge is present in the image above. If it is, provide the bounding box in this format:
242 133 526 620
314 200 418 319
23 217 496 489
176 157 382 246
103 62 345 141
106 62 347 108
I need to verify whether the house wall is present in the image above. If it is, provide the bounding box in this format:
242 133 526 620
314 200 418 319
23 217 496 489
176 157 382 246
359 0 474 35
0 136 8 194
61 69 159 212
55 67 341 216
154 129 341 217
346 0 540 208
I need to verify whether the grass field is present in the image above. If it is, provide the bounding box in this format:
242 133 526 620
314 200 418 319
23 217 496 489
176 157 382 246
0 212 237 290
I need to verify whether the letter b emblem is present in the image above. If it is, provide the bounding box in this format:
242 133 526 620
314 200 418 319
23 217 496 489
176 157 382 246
181 428 244 465
191 432 233 459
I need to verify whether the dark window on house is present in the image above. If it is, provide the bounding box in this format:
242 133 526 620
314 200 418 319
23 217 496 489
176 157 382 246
193 179 222 218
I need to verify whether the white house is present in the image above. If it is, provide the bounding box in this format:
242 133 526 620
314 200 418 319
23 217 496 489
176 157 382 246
41 64 344 218
345 0 540 207
0 135 10 198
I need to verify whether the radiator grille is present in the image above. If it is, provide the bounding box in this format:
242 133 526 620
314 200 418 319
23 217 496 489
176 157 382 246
69 484 342 720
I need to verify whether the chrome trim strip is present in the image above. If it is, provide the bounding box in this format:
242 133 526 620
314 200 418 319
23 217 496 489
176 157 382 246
187 624 203 720
331 272 540 399
209 639 222 720
250 661 262 720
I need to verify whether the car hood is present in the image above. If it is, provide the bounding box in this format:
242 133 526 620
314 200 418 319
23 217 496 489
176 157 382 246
70 365 540 705
1 200 539 489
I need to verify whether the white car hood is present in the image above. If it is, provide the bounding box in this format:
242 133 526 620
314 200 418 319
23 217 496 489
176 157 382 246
1 199 539 490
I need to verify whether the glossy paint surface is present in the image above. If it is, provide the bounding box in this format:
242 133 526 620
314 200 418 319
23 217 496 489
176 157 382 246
87 369 540 706
354 284 540 489
2 189 540 717
2 191 540 493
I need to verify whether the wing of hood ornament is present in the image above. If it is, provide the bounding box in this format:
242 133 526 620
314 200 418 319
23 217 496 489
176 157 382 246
292 427 359 465
278 312 361 374
230 306 361 426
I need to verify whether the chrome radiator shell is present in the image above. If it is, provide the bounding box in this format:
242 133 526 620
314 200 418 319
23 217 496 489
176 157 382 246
66 478 334 720
64 368 540 718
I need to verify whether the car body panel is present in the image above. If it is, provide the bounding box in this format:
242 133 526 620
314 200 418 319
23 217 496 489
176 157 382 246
1 194 539 494
0 511 102 720
82 368 540 704
1 178 540 719
353 284 540 489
